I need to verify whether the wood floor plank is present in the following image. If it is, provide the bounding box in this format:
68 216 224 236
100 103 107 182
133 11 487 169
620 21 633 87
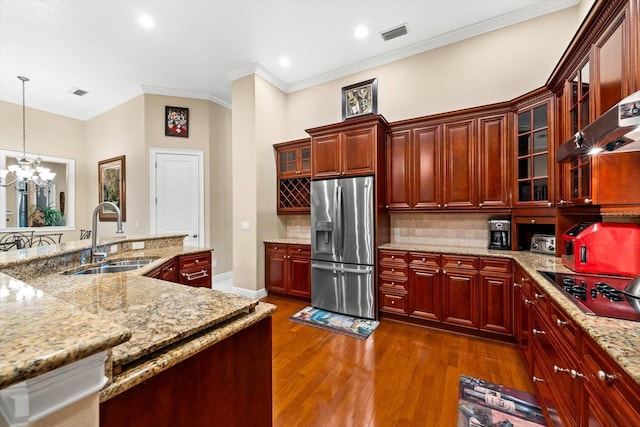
265 295 533 426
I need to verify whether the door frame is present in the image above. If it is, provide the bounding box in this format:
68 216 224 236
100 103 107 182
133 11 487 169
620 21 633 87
149 147 205 247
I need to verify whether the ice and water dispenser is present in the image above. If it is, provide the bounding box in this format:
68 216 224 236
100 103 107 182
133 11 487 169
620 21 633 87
314 221 333 254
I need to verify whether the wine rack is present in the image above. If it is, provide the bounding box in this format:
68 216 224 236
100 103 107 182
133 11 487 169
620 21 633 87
278 177 311 214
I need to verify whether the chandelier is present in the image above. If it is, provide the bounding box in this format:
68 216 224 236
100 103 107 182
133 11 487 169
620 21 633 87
0 76 56 190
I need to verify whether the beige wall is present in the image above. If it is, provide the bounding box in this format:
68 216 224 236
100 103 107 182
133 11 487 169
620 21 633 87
284 5 584 137
0 101 84 236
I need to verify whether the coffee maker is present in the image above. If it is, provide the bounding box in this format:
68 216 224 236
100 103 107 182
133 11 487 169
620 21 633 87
488 219 511 250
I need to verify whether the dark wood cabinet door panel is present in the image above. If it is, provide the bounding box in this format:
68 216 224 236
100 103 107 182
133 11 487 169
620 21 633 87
265 245 287 294
409 266 441 321
479 274 512 335
341 127 376 176
443 119 475 209
477 114 510 208
442 270 478 328
312 134 341 178
413 125 442 209
386 130 412 210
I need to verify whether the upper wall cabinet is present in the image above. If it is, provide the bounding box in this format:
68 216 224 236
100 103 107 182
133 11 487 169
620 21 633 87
385 107 510 212
274 138 311 214
306 115 388 180
549 0 640 210
513 91 555 208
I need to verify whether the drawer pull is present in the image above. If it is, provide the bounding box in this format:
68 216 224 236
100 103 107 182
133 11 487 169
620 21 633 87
391 268 395 273
532 329 546 335
391 255 395 260
524 299 533 306
532 376 545 383
457 260 462 266
513 283 521 288
553 365 570 375
422 257 426 262
556 319 568 327
597 370 616 382
391 300 396 305
521 277 529 282
534 293 545 300
182 269 208 281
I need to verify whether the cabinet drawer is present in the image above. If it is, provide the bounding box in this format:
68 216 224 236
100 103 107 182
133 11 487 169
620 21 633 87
265 243 286 255
549 303 578 355
379 265 408 279
180 252 211 270
442 255 478 271
159 259 178 282
379 276 408 291
409 252 440 269
179 265 211 288
379 290 408 315
287 244 310 258
479 257 512 274
379 250 408 266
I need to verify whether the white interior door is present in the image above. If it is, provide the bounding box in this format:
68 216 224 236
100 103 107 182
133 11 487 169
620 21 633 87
150 149 203 247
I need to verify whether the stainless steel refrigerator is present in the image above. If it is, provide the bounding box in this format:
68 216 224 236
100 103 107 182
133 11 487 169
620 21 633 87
311 175 375 319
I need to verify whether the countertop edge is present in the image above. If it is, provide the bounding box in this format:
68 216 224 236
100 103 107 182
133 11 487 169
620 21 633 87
100 302 277 402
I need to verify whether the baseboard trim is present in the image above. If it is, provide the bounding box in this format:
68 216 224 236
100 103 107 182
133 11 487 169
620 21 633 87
212 271 267 300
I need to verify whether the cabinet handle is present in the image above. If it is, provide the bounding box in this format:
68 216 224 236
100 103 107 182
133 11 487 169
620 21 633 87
435 268 440 273
534 293 545 300
513 283 521 288
558 199 567 205
195 259 200 264
524 299 534 306
584 198 592 204
597 370 616 382
391 281 395 286
531 219 536 224
182 269 208 281
297 248 301 252
385 205 389 209
442 270 447 275
553 365 570 375
274 246 278 250
391 255 395 260
532 329 546 335
422 257 426 262
437 204 442 208
532 376 545 383
444 204 448 208
391 268 395 272
571 370 584 379
478 203 483 208
547 202 552 207
521 277 529 282
391 300 396 305
556 318 568 327
456 260 462 266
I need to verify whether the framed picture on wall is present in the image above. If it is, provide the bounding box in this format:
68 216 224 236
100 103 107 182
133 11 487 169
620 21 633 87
341 78 377 120
165 106 189 138
98 155 126 221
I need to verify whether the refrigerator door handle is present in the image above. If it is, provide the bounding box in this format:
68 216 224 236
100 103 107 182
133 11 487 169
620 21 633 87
312 263 373 275
336 185 344 258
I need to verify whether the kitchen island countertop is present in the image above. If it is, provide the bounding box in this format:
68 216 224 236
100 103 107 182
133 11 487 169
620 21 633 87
0 236 276 400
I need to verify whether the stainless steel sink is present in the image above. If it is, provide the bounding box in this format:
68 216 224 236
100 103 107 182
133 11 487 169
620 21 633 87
64 257 158 275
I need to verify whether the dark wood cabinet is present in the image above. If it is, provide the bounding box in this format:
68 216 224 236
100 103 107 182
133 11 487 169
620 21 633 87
408 252 442 321
478 258 512 335
379 250 409 315
178 251 212 288
274 138 311 214
385 108 509 213
307 115 388 179
264 243 311 300
442 255 479 328
513 264 533 370
145 252 211 288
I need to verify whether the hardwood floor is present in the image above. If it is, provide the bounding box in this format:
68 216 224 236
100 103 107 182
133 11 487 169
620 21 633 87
263 295 534 426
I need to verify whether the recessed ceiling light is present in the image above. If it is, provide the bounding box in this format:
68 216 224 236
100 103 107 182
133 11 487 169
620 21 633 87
354 25 368 39
279 57 291 67
138 15 154 28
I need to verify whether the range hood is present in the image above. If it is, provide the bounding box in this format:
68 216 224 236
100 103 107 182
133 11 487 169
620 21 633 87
557 90 640 162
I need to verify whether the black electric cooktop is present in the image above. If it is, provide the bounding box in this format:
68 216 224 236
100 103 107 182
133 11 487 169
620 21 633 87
538 271 640 322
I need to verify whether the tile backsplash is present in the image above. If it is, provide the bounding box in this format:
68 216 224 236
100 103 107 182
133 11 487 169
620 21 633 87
391 213 492 248
284 213 495 248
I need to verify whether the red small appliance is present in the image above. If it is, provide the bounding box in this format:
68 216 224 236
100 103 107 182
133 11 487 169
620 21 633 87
561 222 640 277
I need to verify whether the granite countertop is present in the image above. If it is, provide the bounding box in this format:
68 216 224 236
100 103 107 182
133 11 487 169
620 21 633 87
264 237 311 245
0 236 276 395
379 242 640 386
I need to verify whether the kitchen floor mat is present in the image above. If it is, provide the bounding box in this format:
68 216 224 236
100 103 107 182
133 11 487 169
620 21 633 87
289 306 379 339
457 375 550 426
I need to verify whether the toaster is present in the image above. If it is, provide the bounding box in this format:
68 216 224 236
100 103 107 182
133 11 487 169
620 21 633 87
530 234 555 255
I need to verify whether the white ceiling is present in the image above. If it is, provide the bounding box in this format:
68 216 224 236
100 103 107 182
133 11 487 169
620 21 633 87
0 0 578 121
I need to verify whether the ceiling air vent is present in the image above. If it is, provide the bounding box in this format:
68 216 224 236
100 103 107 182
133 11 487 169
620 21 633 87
380 24 408 41
68 87 89 96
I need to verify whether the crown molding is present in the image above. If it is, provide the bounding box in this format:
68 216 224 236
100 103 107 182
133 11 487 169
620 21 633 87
141 85 231 109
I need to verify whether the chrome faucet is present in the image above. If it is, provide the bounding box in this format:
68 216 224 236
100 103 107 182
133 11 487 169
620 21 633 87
91 201 124 263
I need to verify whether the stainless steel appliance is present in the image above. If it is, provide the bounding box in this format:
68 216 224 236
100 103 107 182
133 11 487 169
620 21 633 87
488 219 510 250
530 234 555 255
311 176 375 319
538 271 640 322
